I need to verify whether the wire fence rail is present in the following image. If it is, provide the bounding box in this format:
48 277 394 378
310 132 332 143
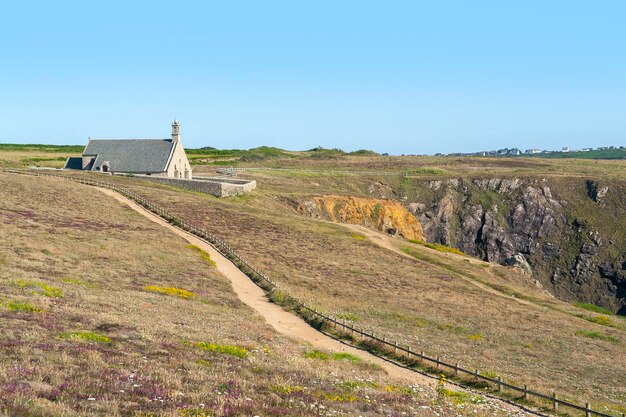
3 168 622 417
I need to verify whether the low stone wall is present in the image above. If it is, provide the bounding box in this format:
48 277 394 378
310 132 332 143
134 175 256 197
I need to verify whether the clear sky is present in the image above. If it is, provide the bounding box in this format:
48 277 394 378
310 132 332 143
1 1 625 154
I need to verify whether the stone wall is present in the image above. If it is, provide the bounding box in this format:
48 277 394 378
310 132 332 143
134 175 256 197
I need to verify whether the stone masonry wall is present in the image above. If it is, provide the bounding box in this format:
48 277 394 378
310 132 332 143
135 176 256 197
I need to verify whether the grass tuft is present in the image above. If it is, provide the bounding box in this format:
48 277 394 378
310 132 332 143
574 330 619 344
304 349 361 363
585 315 615 327
194 341 249 358
437 388 485 404
332 352 362 362
407 240 466 256
186 244 216 267
304 349 330 360
144 285 196 299
336 312 360 322
15 280 63 297
574 302 614 315
4 301 43 313
351 233 366 241
39 284 63 298
61 331 111 343
320 392 358 402
60 278 90 286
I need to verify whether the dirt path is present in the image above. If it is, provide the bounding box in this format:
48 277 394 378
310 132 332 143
94 186 537 415
342 223 536 308
97 188 429 384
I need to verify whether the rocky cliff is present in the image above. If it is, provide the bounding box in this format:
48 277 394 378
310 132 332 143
387 177 626 314
295 195 425 241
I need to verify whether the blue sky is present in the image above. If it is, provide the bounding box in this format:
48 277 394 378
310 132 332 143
1 1 625 154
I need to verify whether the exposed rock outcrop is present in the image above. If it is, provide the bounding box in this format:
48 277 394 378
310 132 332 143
402 177 626 314
501 253 533 276
297 195 424 241
586 180 609 204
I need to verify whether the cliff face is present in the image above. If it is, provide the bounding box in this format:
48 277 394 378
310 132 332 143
296 195 425 242
395 177 626 314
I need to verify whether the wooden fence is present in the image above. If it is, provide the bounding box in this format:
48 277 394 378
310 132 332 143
4 168 623 417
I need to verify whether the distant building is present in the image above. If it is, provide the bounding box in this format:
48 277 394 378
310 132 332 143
525 148 542 154
562 147 570 152
64 120 192 179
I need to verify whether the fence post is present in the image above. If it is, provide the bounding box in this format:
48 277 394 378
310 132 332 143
523 384 528 400
394 341 398 354
454 362 459 376
585 403 590 417
496 376 502 392
552 393 558 412
436 357 440 369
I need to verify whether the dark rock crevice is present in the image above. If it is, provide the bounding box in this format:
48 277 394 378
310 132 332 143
405 177 626 315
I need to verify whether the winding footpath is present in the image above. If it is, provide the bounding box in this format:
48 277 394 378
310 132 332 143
96 186 534 416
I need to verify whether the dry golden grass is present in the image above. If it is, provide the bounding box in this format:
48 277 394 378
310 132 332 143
190 153 626 181
80 172 626 415
0 172 527 417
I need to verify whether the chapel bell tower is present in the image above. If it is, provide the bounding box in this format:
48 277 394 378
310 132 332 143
171 119 180 143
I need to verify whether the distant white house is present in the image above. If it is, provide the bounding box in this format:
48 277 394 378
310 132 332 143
525 148 542 154
64 120 192 179
562 147 570 152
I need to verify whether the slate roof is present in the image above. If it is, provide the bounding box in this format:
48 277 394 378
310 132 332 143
64 157 83 170
83 139 174 173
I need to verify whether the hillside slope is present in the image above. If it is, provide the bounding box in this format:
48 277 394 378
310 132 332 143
79 172 626 414
0 173 527 417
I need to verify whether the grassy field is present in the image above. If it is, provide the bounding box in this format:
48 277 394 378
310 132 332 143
51 170 626 415
0 172 529 417
4 142 626 180
2 147 626 415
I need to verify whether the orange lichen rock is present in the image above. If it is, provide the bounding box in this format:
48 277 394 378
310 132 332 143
300 195 425 241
